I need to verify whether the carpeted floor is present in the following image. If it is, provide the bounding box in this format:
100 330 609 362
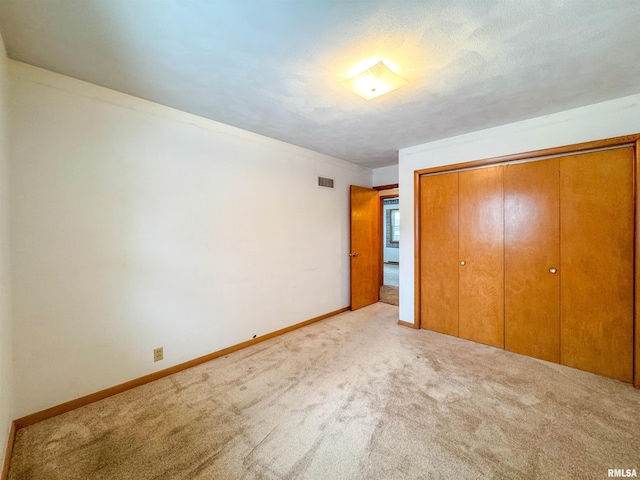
380 263 399 306
8 303 640 479
379 285 398 306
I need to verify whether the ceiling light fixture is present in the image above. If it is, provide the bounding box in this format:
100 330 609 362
343 61 408 100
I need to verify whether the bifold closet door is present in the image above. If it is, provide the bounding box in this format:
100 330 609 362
504 159 560 363
560 148 634 382
420 173 459 336
458 166 504 348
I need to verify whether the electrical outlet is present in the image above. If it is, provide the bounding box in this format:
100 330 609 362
154 347 163 362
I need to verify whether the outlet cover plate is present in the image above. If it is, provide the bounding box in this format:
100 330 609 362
154 347 163 362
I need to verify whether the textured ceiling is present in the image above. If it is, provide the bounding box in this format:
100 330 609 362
1 0 640 168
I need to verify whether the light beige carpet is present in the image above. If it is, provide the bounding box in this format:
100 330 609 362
8 303 640 479
379 285 399 306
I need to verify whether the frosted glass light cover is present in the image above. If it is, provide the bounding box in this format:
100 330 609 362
343 61 408 100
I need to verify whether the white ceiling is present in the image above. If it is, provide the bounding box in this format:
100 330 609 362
1 0 639 168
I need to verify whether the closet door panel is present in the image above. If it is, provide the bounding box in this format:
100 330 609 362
560 148 634 382
420 173 459 335
458 166 504 348
504 159 560 363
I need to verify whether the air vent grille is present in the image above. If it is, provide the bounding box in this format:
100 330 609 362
317 176 335 189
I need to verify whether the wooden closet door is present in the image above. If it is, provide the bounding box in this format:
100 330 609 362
459 166 504 348
560 148 634 382
420 173 459 335
504 159 560 362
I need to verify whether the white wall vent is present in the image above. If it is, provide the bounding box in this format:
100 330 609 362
317 176 335 189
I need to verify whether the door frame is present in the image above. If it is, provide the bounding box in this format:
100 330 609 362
377 184 399 287
413 133 640 388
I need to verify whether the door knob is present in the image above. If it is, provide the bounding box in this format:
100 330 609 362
549 267 557 274
460 260 466 266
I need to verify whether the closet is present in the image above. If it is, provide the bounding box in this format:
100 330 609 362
418 143 635 383
504 157 560 364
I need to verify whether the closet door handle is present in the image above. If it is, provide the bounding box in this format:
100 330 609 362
549 267 557 274
460 260 466 266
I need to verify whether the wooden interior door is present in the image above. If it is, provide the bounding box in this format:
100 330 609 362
504 159 560 362
350 186 380 310
560 148 634 382
420 173 459 335
458 166 505 348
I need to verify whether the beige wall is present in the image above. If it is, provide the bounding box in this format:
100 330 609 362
372 165 398 187
9 61 371 417
0 31 13 470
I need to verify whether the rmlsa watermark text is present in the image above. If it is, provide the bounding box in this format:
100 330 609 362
608 469 637 478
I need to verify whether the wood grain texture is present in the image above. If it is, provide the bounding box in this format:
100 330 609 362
458 166 505 348
504 159 560 362
350 186 380 310
636 140 640 389
414 134 640 177
413 134 639 386
13 307 350 430
560 148 634 382
379 197 384 287
1 422 16 480
420 173 459 336
414 171 422 327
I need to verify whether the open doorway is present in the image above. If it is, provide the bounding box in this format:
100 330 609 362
377 186 399 306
